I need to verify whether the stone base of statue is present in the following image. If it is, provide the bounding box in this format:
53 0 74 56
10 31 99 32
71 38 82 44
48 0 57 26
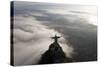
38 41 72 64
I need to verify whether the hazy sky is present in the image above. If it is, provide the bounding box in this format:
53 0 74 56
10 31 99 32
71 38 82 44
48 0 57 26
16 0 97 5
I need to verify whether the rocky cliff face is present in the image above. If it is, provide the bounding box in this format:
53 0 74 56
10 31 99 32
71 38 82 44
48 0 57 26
38 42 72 64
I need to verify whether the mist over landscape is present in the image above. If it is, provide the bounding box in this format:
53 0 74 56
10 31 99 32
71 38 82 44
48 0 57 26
11 1 97 66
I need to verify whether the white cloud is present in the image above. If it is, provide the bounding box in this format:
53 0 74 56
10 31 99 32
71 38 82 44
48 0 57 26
13 15 74 65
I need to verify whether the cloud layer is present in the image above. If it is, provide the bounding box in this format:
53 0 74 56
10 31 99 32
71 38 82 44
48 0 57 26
13 15 73 65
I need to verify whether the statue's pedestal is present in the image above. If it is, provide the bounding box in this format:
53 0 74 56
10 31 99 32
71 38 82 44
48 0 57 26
38 42 72 64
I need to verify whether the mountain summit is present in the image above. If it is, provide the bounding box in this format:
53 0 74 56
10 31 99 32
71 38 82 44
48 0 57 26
38 35 72 64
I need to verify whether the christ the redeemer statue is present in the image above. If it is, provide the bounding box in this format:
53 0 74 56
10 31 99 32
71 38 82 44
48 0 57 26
51 35 61 43
39 35 73 64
